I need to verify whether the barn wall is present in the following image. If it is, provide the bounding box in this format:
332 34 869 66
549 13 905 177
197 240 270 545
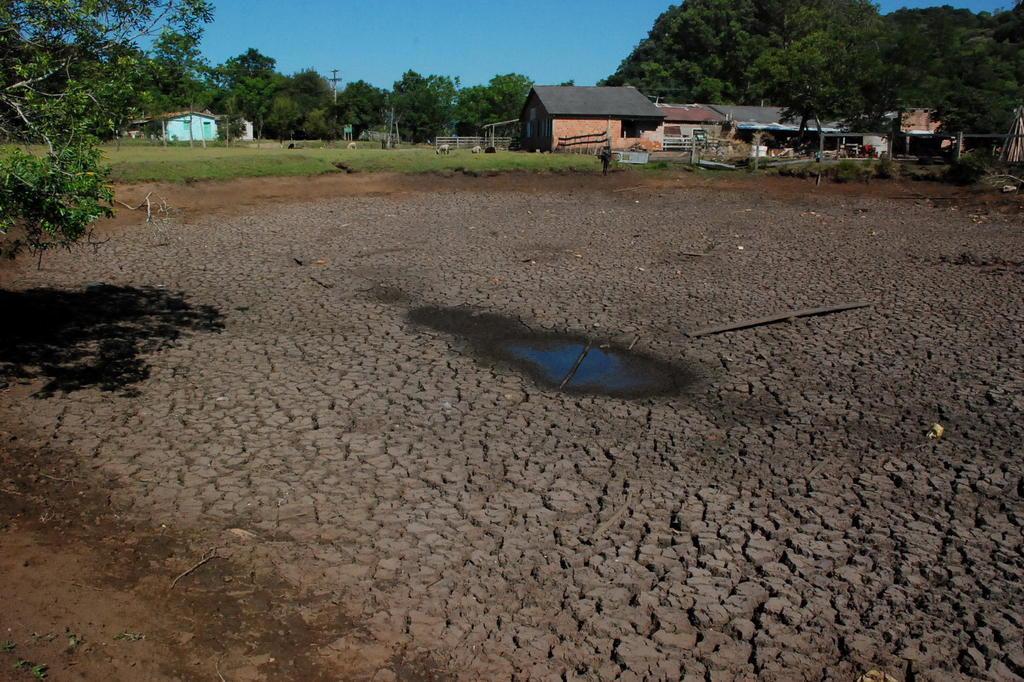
521 93 554 152
552 118 662 151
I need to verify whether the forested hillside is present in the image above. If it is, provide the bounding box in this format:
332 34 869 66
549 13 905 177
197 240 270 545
603 0 1024 131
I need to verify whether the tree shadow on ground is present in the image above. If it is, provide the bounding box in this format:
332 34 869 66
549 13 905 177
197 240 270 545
0 284 223 396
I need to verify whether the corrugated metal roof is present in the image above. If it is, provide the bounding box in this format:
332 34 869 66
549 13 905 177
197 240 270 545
707 104 789 125
527 86 664 119
655 103 725 123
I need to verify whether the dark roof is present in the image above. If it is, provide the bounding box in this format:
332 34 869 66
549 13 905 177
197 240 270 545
656 103 725 123
525 86 664 119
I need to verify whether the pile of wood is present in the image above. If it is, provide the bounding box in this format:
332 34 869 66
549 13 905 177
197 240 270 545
1002 106 1024 164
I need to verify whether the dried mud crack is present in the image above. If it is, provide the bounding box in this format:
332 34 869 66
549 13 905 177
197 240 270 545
1 181 1022 680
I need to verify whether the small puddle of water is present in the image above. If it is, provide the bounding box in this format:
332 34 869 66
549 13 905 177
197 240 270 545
408 306 691 398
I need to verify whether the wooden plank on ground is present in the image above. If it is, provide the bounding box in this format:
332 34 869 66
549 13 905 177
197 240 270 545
688 302 872 338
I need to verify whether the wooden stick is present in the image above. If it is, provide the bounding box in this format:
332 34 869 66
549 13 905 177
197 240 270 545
309 276 333 289
558 340 592 389
688 302 872 337
611 185 645 193
169 547 220 590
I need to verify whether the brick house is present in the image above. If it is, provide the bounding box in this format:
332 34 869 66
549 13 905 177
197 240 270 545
520 86 665 152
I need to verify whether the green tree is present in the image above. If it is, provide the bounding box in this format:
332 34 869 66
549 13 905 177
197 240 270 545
333 80 386 138
603 0 1023 132
1 0 212 256
148 29 212 146
391 71 458 143
454 73 533 134
214 49 281 147
266 94 301 141
303 108 332 139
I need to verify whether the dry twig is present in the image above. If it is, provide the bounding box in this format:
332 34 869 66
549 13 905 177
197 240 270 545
559 340 592 389
169 547 220 590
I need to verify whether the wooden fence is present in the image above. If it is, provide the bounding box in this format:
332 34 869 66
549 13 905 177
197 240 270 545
435 136 513 150
555 132 608 155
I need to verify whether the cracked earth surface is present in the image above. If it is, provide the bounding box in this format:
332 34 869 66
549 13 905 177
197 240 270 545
2 182 1023 680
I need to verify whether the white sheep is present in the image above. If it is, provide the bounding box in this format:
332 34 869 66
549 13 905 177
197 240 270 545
471 145 482 154
436 144 451 155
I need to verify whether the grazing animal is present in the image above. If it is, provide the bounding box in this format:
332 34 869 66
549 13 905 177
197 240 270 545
347 141 357 149
436 144 451 155
471 145 482 154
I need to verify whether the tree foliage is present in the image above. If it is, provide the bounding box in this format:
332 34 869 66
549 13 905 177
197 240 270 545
391 71 458 143
1 0 213 255
604 0 1024 131
454 73 533 134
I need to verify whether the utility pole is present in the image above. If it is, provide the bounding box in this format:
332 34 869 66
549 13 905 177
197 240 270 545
329 69 341 103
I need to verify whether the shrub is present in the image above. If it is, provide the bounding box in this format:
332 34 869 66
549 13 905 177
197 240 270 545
946 151 996 185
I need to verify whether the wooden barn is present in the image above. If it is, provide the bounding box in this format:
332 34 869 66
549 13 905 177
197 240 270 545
520 86 665 152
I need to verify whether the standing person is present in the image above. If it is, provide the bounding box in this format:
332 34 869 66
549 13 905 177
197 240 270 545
599 145 612 176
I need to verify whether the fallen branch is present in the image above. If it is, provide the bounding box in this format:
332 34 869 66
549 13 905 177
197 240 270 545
309 276 333 289
114 192 154 222
688 302 872 337
169 547 220 590
611 185 645 193
559 340 592 389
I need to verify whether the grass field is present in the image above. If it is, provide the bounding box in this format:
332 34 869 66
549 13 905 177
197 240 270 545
101 143 608 183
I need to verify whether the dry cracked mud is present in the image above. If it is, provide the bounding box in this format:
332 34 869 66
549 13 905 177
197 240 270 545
2 179 1023 681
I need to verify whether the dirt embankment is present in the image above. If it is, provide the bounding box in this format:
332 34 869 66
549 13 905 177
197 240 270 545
101 170 1021 234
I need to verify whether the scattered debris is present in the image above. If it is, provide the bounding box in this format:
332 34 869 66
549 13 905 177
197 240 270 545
65 632 82 653
688 302 873 337
113 632 145 642
928 423 945 440
169 547 221 590
591 486 636 541
857 670 899 682
940 252 1023 269
225 528 258 542
697 160 736 170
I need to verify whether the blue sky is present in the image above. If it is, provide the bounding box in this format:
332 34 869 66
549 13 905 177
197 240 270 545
198 0 1012 88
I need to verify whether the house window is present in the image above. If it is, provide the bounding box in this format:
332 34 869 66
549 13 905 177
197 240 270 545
621 120 641 138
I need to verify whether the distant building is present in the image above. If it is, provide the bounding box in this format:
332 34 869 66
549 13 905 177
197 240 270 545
655 103 725 141
901 108 940 134
520 86 665 152
158 110 219 142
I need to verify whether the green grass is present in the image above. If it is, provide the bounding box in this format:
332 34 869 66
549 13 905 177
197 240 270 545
100 144 609 183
